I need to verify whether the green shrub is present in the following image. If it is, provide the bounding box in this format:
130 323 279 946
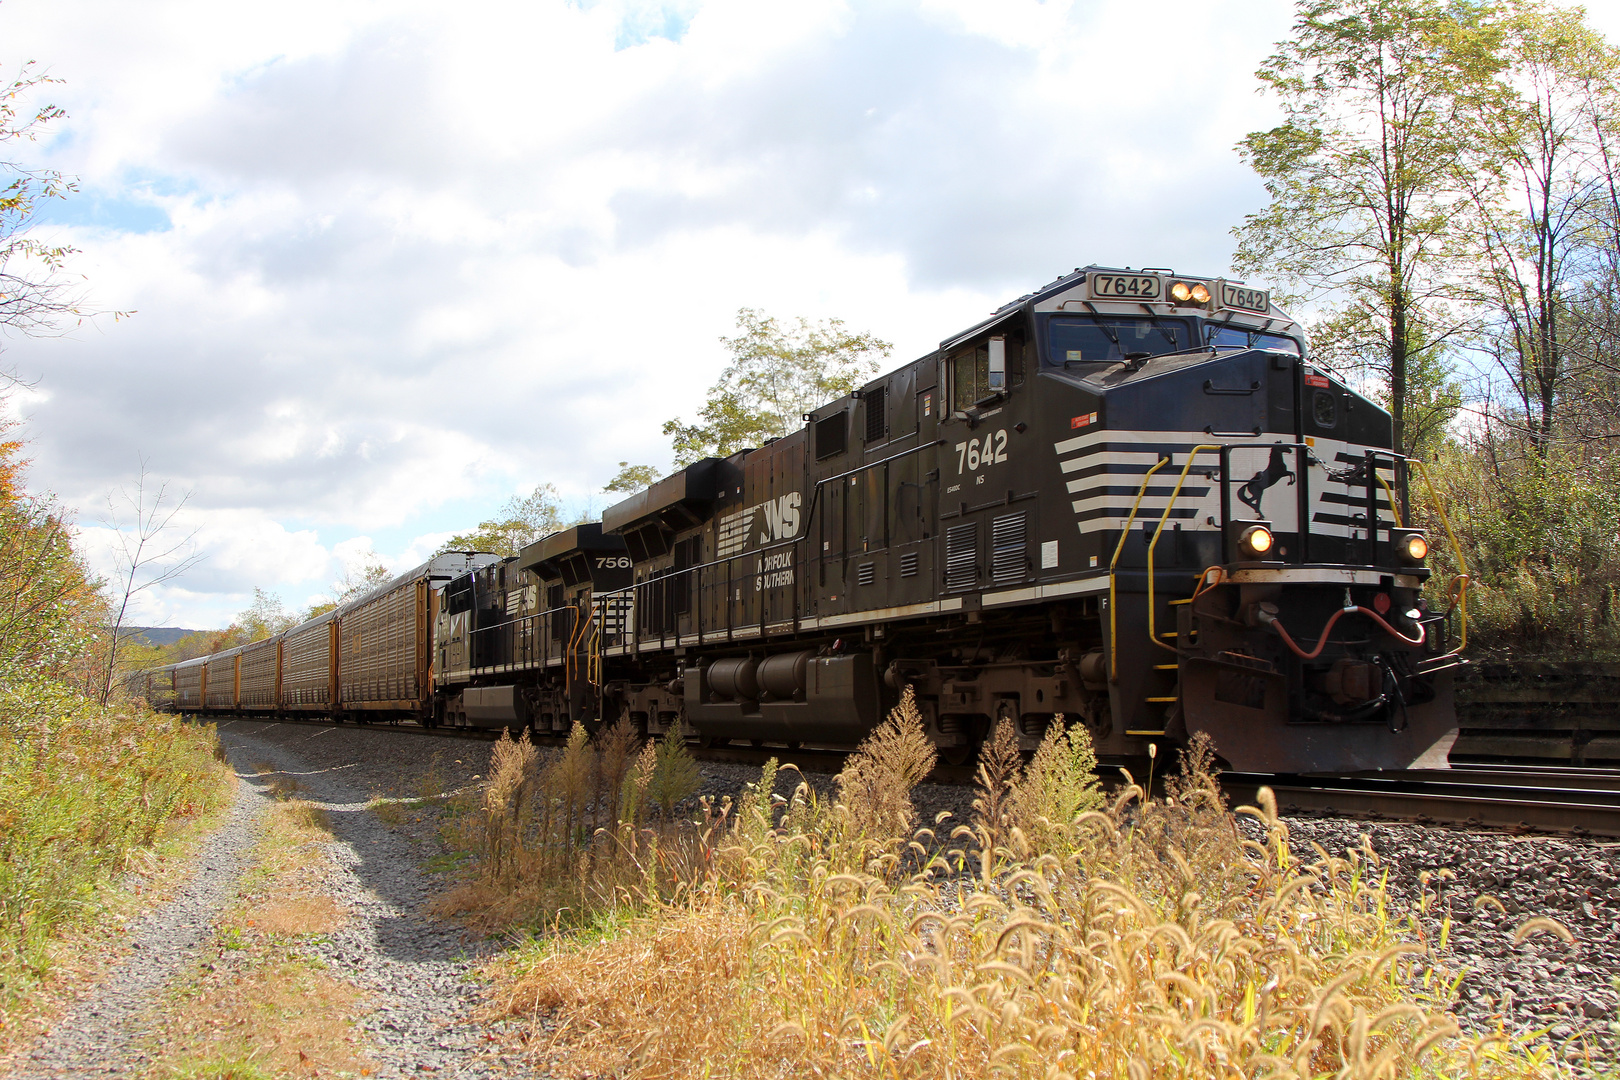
1423 446 1620 658
0 682 229 1002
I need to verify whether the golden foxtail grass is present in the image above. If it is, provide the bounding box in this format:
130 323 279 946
475 698 1549 1078
432 718 722 932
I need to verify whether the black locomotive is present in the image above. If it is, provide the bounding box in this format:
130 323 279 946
426 265 1464 773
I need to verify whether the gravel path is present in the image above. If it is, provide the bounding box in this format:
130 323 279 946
208 721 527 1079
16 719 531 1079
15 780 263 1078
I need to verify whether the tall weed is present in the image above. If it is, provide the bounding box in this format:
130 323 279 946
486 704 1549 1079
435 719 717 931
835 685 936 847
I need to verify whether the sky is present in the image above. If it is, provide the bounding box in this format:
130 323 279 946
4 0 1619 630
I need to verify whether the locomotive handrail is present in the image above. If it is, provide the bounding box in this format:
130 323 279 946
1376 471 1403 528
569 439 943 650
1146 445 1224 654
1108 455 1171 683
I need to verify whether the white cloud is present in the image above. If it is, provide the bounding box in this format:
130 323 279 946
6 0 1617 627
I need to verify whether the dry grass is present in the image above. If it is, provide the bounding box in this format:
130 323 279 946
152 956 367 1080
432 719 719 932
478 694 1553 1079
144 780 368 1080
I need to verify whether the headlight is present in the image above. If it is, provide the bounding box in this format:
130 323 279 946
1169 280 1212 304
1170 281 1212 304
1397 531 1428 564
1239 524 1274 559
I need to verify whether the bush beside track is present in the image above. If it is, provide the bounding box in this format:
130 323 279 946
0 679 232 1009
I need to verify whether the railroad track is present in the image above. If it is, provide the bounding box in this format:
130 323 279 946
206 716 1620 838
1222 763 1620 838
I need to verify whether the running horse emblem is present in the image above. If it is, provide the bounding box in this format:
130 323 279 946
1237 444 1296 517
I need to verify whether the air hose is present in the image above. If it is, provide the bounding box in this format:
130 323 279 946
1255 595 1426 661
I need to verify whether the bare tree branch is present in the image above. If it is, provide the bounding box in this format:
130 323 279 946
97 458 204 704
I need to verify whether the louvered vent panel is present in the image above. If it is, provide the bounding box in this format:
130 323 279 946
900 551 919 578
944 523 978 592
858 563 876 586
991 511 1028 586
815 412 847 460
864 386 887 443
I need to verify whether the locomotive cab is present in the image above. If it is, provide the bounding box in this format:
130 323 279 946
1007 269 1457 772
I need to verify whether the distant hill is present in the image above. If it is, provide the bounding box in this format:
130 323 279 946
124 627 203 647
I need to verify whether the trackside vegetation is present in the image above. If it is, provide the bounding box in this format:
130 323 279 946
1 394 230 1016
0 684 230 1007
1236 0 1620 660
456 693 1555 1078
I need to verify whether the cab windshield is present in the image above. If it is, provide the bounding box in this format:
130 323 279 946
1207 325 1301 354
1044 315 1192 366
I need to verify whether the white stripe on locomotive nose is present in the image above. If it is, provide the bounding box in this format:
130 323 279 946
1055 430 1405 538
1053 428 1284 456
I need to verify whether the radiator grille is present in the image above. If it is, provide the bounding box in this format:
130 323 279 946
858 562 876 586
991 511 1028 586
944 523 978 592
864 386 887 443
900 551 919 578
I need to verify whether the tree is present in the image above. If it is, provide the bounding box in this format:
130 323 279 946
304 553 393 620
98 463 203 704
1453 2 1620 453
239 587 297 640
604 462 661 494
663 309 891 466
0 420 104 689
1235 0 1495 455
1311 305 1465 457
0 61 91 373
436 482 576 558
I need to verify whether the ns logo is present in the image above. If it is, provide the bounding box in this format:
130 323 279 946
757 492 802 544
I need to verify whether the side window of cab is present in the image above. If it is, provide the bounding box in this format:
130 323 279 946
949 342 989 413
949 331 1025 413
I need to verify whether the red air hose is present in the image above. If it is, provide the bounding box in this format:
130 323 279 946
1263 606 1425 660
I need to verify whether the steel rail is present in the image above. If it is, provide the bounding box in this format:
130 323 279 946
200 715 1620 836
1222 771 1620 838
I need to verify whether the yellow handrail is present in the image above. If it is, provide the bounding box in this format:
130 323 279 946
1375 470 1403 528
588 598 605 686
1410 459 1470 654
1109 456 1171 682
1146 445 1223 654
565 598 591 683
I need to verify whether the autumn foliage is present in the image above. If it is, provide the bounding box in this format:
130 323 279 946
0 413 107 693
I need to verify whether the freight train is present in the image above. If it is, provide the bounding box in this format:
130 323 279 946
139 264 1467 774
